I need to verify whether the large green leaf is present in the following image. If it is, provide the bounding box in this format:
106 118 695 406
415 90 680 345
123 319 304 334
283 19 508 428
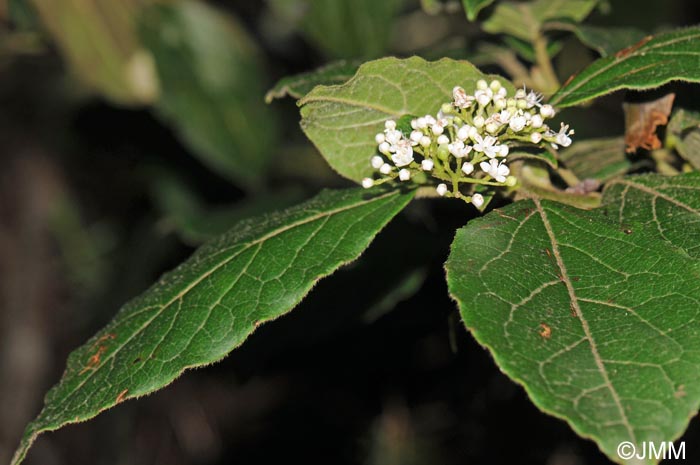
446 173 700 464
11 187 414 465
265 60 361 103
482 0 598 42
462 0 495 21
551 26 700 108
140 1 276 188
299 56 513 182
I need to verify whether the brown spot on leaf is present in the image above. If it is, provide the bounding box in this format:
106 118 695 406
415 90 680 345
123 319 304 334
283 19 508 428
675 385 686 399
538 323 552 339
615 35 653 58
623 93 675 153
116 389 129 404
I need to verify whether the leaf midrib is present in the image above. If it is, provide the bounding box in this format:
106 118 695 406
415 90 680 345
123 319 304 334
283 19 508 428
534 198 637 443
49 189 401 417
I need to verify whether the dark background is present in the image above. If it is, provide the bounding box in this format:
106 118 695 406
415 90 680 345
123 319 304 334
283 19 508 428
2 1 700 464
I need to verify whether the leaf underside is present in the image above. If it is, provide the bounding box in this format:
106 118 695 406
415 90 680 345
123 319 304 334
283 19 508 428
447 173 700 464
552 25 700 108
12 187 414 465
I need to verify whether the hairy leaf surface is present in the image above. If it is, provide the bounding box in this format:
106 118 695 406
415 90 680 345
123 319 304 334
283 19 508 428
552 26 700 107
12 187 413 465
447 174 700 463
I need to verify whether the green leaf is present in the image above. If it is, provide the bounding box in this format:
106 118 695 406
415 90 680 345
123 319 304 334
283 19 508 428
11 187 414 465
265 60 361 103
139 1 276 188
446 183 700 464
482 0 598 42
299 56 513 182
462 0 495 21
28 0 159 104
667 109 700 169
559 137 633 182
563 23 647 57
602 173 700 258
551 26 700 108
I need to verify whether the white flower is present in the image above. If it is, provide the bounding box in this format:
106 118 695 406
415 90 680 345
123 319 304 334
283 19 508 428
457 125 472 141
555 123 574 147
385 129 402 145
362 178 374 189
471 193 484 208
379 142 391 155
497 109 512 125
448 140 464 156
391 140 414 167
475 88 493 106
530 132 542 144
436 183 448 196
375 133 385 144
525 90 542 108
531 114 543 128
420 136 432 147
385 120 396 130
462 162 474 175
480 159 510 182
540 104 555 118
410 130 423 143
399 169 411 181
473 134 499 158
453 86 474 108
509 114 527 132
371 155 384 169
380 163 392 174
422 159 434 171
437 135 449 145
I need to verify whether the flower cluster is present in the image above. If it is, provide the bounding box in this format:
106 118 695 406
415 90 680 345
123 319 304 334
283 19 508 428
362 79 574 208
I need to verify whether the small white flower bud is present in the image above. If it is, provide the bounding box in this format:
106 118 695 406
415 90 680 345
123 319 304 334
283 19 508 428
410 130 423 143
362 178 374 189
411 119 418 129
499 145 509 157
371 155 384 169
497 87 507 97
385 120 396 130
531 114 544 128
515 89 526 99
425 115 436 125
462 162 474 175
530 132 542 143
485 122 499 134
375 133 385 144
421 159 434 171
489 80 502 91
495 98 507 110
476 93 491 106
416 117 427 129
420 136 432 147
398 169 411 181
457 125 471 141
436 183 448 196
505 175 517 187
432 124 444 135
473 115 485 128
471 193 484 208
437 134 449 145
516 99 527 109
476 79 488 90
540 104 555 118
380 163 392 174
379 142 391 155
